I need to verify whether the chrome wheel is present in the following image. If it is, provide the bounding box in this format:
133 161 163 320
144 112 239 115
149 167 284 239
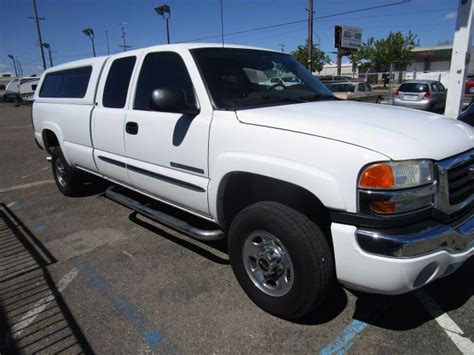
55 159 67 187
242 230 294 297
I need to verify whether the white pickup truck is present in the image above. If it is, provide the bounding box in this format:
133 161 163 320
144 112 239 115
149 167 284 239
32 44 473 320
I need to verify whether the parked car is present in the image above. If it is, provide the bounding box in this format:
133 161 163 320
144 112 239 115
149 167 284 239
458 99 474 126
318 75 355 83
32 44 474 320
326 81 382 103
394 80 446 111
466 76 474 95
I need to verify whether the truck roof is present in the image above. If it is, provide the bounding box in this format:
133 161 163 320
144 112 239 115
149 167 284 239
44 43 278 73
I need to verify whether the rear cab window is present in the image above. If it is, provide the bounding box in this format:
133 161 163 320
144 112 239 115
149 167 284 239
39 66 92 98
103 56 137 108
399 83 429 93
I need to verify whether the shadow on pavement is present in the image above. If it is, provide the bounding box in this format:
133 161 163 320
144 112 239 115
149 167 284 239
351 257 473 330
0 203 93 354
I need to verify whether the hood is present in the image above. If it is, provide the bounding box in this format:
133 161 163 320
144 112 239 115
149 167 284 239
235 101 474 160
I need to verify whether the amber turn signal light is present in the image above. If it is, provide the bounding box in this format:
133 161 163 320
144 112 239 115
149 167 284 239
371 201 396 214
359 163 394 189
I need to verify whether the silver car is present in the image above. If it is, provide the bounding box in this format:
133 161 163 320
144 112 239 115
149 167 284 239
393 80 446 111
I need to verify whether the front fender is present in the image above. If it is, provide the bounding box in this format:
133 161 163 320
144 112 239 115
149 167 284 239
208 152 346 223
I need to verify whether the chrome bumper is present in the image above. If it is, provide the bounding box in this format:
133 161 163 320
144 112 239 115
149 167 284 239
356 212 474 258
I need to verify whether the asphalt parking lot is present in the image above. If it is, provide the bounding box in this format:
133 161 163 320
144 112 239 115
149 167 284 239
0 103 472 354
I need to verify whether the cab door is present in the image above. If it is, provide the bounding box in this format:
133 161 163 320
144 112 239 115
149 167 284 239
92 54 138 184
123 49 212 216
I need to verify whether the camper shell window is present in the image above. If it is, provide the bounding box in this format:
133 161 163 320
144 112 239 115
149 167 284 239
39 66 92 98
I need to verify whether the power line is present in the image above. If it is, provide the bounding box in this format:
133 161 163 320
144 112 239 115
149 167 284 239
179 0 411 43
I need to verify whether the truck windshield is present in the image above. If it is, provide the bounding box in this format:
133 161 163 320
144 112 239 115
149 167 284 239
191 48 335 110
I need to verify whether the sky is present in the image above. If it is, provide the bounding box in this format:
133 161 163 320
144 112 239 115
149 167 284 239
0 0 461 76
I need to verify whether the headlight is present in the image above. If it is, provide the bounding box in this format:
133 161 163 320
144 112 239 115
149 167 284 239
359 160 434 190
358 160 436 215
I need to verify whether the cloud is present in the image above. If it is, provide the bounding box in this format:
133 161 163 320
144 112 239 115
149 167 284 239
0 63 7 69
444 11 457 21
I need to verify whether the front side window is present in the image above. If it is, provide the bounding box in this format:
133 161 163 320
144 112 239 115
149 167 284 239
358 83 366 92
39 66 92 98
192 48 334 110
134 52 196 111
103 56 136 108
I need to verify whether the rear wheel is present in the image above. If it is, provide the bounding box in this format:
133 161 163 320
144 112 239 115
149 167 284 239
51 147 84 196
228 201 335 320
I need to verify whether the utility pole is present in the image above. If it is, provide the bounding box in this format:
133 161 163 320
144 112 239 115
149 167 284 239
306 0 314 73
279 44 285 52
29 0 47 70
119 26 132 52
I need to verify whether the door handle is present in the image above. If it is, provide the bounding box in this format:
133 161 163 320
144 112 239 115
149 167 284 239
126 122 139 135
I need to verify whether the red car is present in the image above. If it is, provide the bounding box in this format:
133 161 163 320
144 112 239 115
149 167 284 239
466 76 474 94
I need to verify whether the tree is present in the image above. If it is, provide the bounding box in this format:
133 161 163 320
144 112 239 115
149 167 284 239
350 31 419 72
290 44 331 72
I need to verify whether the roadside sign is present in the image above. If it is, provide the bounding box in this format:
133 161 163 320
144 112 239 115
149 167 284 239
335 25 362 50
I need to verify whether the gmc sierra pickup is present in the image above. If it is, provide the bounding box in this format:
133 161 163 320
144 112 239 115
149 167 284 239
32 43 474 320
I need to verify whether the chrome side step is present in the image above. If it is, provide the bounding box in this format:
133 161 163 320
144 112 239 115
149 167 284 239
105 186 225 241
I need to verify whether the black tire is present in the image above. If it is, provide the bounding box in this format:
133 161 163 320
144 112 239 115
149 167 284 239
228 201 335 320
51 147 84 196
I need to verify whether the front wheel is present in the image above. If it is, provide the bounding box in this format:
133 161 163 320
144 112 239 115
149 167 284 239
228 201 335 320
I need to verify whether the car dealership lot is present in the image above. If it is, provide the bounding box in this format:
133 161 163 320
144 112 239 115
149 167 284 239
0 104 472 354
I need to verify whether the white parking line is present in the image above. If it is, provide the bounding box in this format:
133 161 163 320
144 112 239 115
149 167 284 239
415 289 474 355
11 269 78 339
0 180 54 194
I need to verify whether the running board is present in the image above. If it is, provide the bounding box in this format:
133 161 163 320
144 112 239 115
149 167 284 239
105 186 225 241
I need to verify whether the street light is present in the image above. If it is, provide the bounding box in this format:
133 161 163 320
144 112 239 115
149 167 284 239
82 27 96 57
42 43 53 67
106 22 126 55
7 54 18 76
154 4 171 44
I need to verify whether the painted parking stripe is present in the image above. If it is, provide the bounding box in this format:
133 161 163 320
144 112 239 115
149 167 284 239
11 269 78 339
76 263 164 349
0 180 54 194
319 319 368 355
415 289 474 355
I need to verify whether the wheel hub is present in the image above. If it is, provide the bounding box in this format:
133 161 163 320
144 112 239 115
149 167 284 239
55 159 67 187
242 231 294 297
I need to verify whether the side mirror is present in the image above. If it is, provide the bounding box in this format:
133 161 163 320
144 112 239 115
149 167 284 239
149 88 200 115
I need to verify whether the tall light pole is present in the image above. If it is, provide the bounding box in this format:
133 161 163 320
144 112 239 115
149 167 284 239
106 22 126 55
17 59 24 77
29 0 47 70
82 28 96 57
8 55 18 76
42 43 53 67
154 4 171 44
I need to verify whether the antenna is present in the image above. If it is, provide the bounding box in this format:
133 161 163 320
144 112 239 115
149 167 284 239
220 0 224 47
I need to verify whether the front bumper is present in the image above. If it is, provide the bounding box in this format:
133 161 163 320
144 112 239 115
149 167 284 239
331 212 474 295
356 213 474 257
